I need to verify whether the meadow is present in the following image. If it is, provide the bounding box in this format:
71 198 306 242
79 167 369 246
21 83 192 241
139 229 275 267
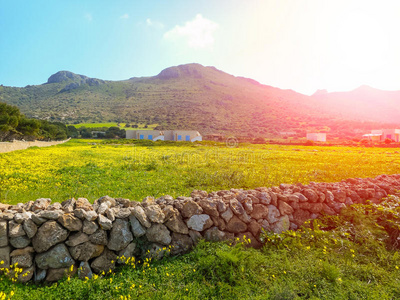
1 139 400 205
1 139 400 299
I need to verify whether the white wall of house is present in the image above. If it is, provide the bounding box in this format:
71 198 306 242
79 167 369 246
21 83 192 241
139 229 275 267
125 130 202 142
306 133 326 142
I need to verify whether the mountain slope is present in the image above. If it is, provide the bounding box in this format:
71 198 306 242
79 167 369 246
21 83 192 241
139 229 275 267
0 64 399 137
310 85 400 124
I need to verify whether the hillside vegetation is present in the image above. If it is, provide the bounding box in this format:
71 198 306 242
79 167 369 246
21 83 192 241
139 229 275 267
0 102 68 141
1 64 399 138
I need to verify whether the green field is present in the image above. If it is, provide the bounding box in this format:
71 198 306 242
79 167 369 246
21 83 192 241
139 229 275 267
1 139 400 204
68 123 158 130
1 140 400 299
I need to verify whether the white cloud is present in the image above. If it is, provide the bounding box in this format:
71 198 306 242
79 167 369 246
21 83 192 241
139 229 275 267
120 14 129 19
146 18 164 29
84 13 93 22
163 14 218 49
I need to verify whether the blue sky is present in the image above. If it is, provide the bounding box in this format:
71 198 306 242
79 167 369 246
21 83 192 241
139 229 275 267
1 0 400 94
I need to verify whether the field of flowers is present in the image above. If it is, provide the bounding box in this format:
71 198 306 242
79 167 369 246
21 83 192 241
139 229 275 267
1 139 400 204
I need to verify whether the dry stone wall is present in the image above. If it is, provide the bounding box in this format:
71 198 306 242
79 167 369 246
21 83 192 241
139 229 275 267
0 138 70 153
1 173 400 283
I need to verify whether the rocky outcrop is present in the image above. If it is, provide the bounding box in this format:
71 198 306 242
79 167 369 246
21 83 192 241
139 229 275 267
1 174 400 283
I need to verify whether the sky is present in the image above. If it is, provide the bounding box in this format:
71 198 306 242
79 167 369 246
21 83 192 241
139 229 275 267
1 0 400 95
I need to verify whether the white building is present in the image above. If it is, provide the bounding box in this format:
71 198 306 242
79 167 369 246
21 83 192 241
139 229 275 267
126 130 202 142
306 133 326 142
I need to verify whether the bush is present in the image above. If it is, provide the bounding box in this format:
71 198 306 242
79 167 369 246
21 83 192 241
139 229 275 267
385 138 393 144
305 140 314 146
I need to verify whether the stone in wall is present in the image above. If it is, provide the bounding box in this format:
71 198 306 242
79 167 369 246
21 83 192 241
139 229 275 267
0 173 399 283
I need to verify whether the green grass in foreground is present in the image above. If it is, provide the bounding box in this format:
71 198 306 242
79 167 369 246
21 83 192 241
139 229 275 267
1 200 400 299
1 139 400 204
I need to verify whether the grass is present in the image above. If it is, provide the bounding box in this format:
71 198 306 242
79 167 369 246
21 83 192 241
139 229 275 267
1 139 400 299
1 139 400 204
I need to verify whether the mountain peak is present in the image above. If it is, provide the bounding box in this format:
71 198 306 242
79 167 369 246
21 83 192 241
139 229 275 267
47 71 88 84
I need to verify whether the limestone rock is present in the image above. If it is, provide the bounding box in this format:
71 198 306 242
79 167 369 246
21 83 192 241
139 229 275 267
165 213 189 234
117 243 136 264
58 213 82 231
186 214 213 232
78 261 93 279
107 219 133 251
271 215 290 234
142 196 156 207
251 204 269 220
243 198 253 214
14 211 32 224
146 224 172 245
216 199 228 213
229 199 245 215
180 200 203 218
9 220 26 238
75 198 93 211
35 243 75 269
144 205 165 223
221 207 234 223
31 214 47 225
10 247 34 268
46 267 76 282
236 232 263 248
82 220 98 234
129 215 146 238
248 219 262 238
84 210 98 222
34 268 47 283
198 199 219 217
266 205 280 224
89 229 108 245
32 221 69 253
32 198 51 212
0 221 7 247
258 192 272 205
105 208 115 222
9 235 31 248
9 265 34 283
23 219 37 238
69 241 104 261
302 189 318 202
292 209 311 226
225 215 247 233
332 190 346 203
113 207 131 219
98 214 112 230
133 206 151 228
170 232 193 255
188 230 202 244
162 205 175 221
66 232 89 247
278 200 294 215
91 248 117 273
61 198 76 213
0 246 11 269
204 227 234 242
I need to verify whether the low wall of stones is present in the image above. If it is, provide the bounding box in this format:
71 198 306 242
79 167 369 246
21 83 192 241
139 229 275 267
0 138 70 153
1 173 400 283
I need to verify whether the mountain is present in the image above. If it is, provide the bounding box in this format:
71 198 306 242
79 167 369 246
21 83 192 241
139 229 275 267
0 64 399 137
310 85 400 124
